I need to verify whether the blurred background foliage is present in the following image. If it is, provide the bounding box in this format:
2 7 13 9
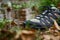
12 0 60 13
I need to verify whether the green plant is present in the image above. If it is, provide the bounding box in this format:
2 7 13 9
57 17 60 26
0 19 11 29
25 20 32 30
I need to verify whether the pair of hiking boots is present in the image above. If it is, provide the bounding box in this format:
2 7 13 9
24 6 60 30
